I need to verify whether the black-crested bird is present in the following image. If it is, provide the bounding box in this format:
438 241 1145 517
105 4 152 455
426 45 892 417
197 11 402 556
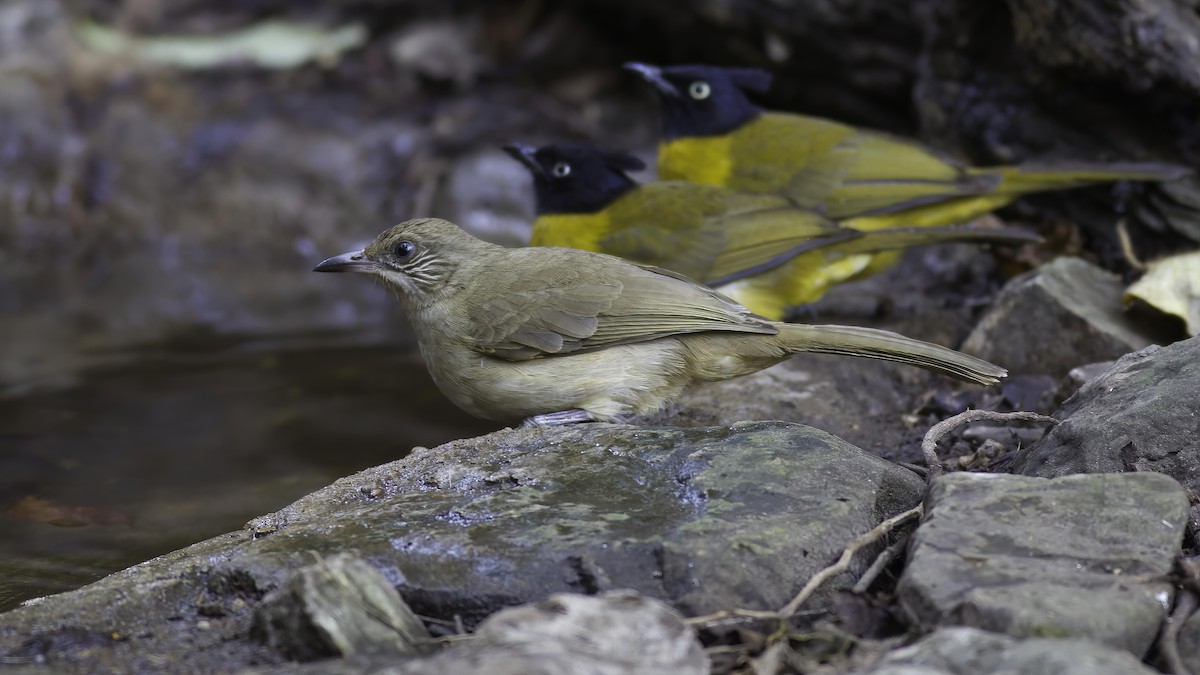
507 142 1040 319
625 62 1189 227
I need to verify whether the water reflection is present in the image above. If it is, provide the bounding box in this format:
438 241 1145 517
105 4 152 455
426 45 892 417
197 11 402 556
0 341 496 611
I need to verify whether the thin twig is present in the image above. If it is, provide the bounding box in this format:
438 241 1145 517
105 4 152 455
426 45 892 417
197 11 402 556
1116 218 1147 271
685 607 783 627
778 504 923 617
688 506 924 628
922 410 1058 482
1161 589 1199 675
851 533 911 594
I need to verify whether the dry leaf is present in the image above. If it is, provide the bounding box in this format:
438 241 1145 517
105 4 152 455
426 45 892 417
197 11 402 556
1124 250 1200 335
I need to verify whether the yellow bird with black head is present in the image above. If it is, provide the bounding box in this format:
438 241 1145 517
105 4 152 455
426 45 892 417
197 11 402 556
507 142 1040 319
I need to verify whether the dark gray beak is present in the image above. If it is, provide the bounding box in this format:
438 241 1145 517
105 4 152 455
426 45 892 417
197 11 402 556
313 250 377 273
502 143 543 176
623 62 679 97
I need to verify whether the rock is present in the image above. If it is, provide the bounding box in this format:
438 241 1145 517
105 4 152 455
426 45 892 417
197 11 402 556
961 257 1163 378
1052 360 1114 406
1179 603 1200 675
857 627 1160 675
239 592 707 675
0 422 924 673
1012 336 1200 528
896 472 1187 657
389 19 485 89
251 553 431 661
240 422 924 623
444 591 707 675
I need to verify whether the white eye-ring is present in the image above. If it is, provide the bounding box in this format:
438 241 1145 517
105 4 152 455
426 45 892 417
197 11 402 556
688 81 711 100
552 162 572 177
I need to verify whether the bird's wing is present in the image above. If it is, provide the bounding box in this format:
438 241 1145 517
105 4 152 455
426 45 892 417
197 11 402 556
466 248 777 361
699 201 862 286
734 114 1002 218
598 183 859 286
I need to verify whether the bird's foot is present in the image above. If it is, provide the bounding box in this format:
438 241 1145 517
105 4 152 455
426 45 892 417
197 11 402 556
522 409 596 426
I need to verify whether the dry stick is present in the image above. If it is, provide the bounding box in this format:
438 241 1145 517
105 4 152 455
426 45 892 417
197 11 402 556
777 504 923 618
1161 589 1200 675
685 607 782 627
686 504 925 628
1116 218 1148 272
851 533 911 594
921 410 1059 482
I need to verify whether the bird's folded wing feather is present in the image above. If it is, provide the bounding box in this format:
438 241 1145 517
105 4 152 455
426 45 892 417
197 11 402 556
701 206 862 285
467 251 777 361
599 184 858 285
738 114 1002 217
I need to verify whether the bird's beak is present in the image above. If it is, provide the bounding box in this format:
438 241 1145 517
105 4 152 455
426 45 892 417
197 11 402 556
623 62 679 98
502 143 543 176
313 250 377 273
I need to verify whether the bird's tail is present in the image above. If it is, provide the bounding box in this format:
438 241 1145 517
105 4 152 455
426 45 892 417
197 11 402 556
982 162 1190 196
777 323 1006 385
837 224 1040 254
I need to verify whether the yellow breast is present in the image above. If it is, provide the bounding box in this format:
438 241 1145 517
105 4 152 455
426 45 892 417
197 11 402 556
659 136 734 186
529 212 612 252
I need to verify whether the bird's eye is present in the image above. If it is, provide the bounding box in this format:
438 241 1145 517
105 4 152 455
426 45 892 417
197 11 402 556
394 240 416 259
688 81 711 100
551 162 572 178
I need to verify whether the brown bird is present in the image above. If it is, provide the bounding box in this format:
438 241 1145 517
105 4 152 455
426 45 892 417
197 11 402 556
314 218 1006 425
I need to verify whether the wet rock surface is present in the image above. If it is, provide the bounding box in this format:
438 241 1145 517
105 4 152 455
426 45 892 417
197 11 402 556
0 422 924 672
1014 335 1200 526
897 472 1187 656
962 257 1164 377
241 422 925 623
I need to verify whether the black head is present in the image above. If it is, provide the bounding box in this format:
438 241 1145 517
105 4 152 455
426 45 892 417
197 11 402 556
504 143 645 215
625 63 770 140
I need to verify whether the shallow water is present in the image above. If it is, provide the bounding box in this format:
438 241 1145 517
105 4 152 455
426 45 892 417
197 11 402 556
0 341 496 612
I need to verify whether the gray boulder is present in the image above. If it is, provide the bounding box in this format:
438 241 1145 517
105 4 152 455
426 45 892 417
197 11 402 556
858 627 1159 675
961 257 1162 377
896 472 1187 657
1014 336 1200 528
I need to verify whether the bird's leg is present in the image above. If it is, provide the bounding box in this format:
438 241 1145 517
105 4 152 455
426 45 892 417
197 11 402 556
522 409 596 426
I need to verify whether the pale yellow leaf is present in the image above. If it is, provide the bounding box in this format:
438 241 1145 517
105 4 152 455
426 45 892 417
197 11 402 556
1124 251 1200 335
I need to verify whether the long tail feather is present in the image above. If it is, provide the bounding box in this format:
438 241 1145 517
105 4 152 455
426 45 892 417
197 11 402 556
838 225 1040 254
779 323 1005 385
985 162 1191 195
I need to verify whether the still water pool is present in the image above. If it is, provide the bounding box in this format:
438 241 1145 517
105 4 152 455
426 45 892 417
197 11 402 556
0 341 496 612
